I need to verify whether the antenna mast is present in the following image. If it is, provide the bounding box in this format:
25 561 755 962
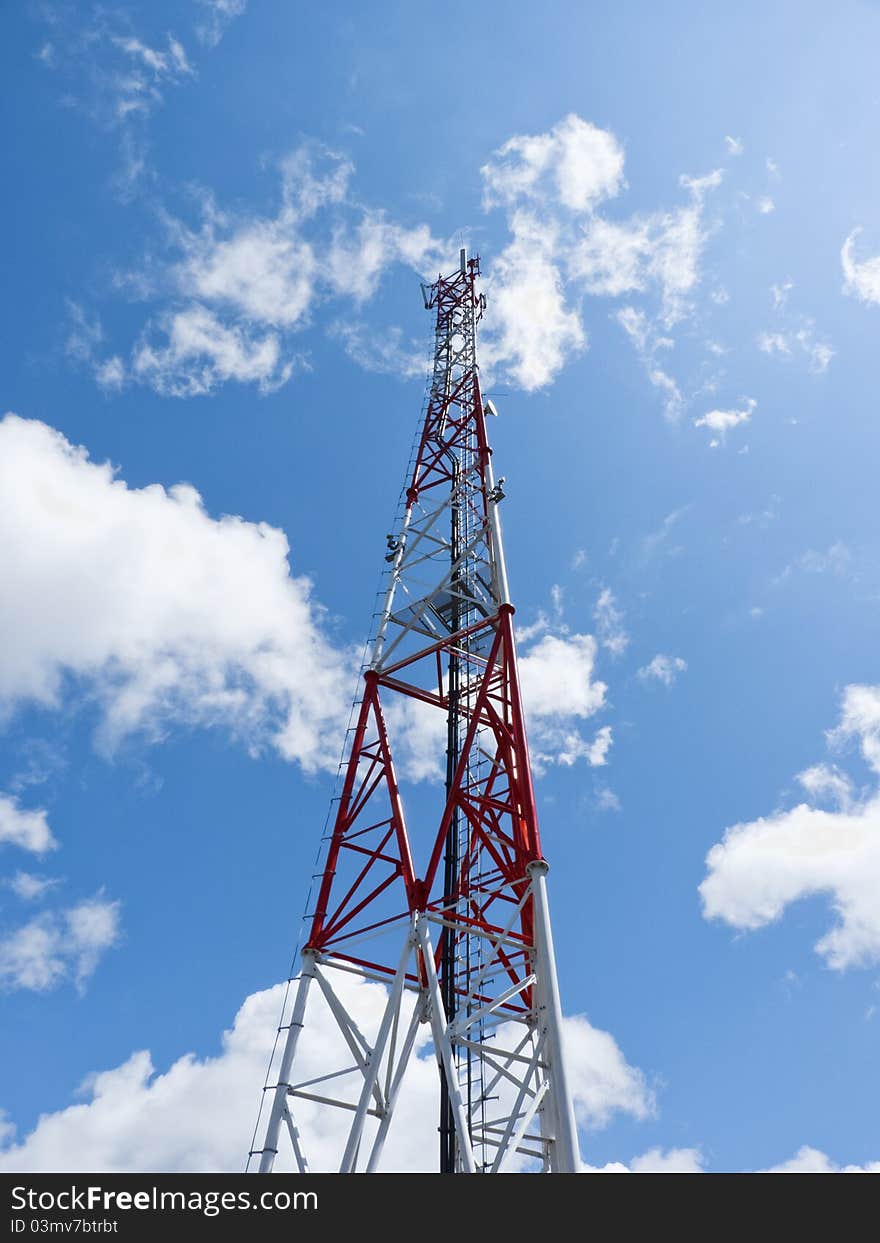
255 252 579 1173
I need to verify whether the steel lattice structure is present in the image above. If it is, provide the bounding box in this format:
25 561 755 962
255 252 579 1174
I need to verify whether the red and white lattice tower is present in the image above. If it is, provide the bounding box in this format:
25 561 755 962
255 251 579 1174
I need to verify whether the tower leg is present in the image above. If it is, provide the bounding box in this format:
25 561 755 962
258 951 317 1173
527 861 580 1173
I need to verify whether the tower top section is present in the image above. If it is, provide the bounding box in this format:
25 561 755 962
370 248 507 672
421 247 484 310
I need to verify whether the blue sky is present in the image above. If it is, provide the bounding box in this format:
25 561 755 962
2 0 880 1173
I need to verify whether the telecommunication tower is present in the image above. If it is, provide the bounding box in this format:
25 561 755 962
254 252 579 1174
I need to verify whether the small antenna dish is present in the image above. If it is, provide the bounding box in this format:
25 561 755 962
484 399 499 418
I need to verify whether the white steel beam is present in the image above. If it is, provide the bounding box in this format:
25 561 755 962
258 950 317 1173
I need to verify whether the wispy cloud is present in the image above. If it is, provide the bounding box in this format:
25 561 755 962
758 327 833 373
77 144 445 397
593 587 629 657
194 0 248 48
641 507 688 561
6 873 61 903
615 307 682 420
775 542 852 584
757 280 833 374
637 654 687 687
32 9 215 196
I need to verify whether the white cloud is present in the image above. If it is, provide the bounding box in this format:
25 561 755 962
680 170 724 200
481 114 625 214
564 1013 653 1129
326 214 441 302
171 153 428 325
724 136 743 156
519 634 607 719
516 634 611 772
177 222 317 329
195 0 247 47
7 873 60 902
758 197 775 215
97 146 444 396
694 397 755 444
700 685 880 969
0 975 651 1172
574 173 721 328
830 683 880 771
0 896 120 993
761 1147 880 1174
593 588 628 657
133 306 293 397
571 217 652 296
478 116 722 400
585 725 613 766
83 113 726 403
629 1146 705 1173
481 211 586 391
163 149 349 330
532 725 613 773
652 172 722 326
0 415 352 771
638 654 687 687
0 795 56 855
842 228 880 304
